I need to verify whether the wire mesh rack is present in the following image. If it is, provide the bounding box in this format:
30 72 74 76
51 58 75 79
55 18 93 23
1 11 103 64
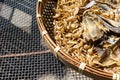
0 0 93 80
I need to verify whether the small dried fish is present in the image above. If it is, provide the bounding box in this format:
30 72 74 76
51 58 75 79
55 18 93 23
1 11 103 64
100 4 112 11
53 14 61 18
83 0 96 9
82 15 104 42
98 16 120 34
99 39 120 66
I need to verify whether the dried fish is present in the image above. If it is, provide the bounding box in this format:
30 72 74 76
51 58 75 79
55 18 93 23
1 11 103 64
99 16 120 34
100 4 112 11
83 0 96 9
82 14 104 42
54 0 120 74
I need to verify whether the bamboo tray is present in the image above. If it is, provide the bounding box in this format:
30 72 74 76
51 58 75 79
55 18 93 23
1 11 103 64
36 0 116 80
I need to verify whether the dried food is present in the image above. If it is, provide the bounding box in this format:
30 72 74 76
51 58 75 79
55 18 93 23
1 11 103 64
54 0 120 74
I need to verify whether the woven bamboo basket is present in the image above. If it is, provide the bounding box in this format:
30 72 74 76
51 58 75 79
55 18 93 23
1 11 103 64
36 0 115 80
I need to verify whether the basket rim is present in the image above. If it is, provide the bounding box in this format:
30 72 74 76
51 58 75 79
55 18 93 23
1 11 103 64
36 1 114 79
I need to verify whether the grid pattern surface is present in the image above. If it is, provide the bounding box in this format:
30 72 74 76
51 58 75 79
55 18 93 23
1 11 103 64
0 0 93 80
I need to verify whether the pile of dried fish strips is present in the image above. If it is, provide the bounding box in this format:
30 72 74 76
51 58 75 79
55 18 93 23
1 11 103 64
53 0 120 74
